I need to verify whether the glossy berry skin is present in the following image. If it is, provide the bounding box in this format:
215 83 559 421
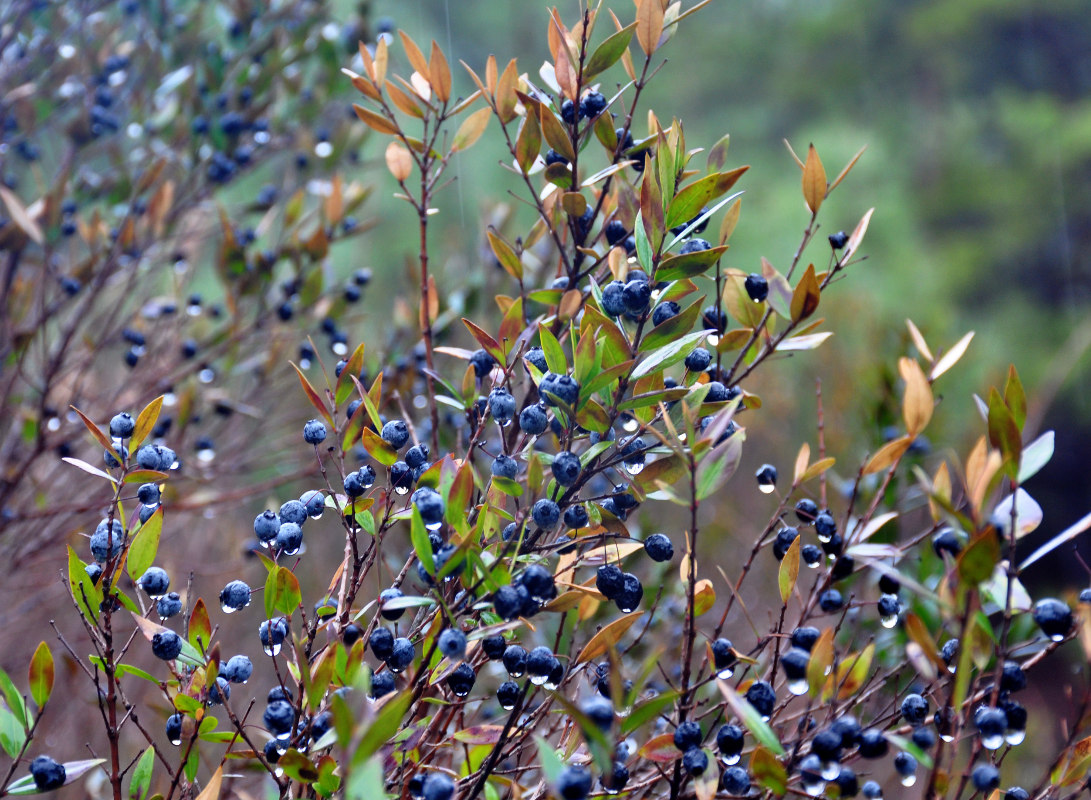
90 518 124 563
557 766 592 800
165 713 184 743
801 544 824 567
811 728 842 761
680 237 711 254
303 419 327 445
616 573 643 611
481 634 507 660
772 528 799 561
780 648 810 680
745 680 776 718
532 498 560 528
721 766 751 796
263 700 295 737
972 764 1000 791
222 655 253 684
911 726 936 751
652 301 680 326
412 487 445 526
857 729 888 759
901 693 929 726
493 586 523 620
275 522 303 554
1000 661 1026 693
579 91 607 119
861 781 882 799
643 533 674 562
387 638 415 673
814 511 837 540
601 281 627 316
674 720 702 751
259 618 289 651
596 565 624 599
551 451 581 486
524 347 548 372
110 412 135 438
539 372 579 407
157 592 182 619
488 389 516 425
378 588 406 621
518 404 549 436
622 278 652 316
29 756 66 791
344 465 376 497
151 631 183 660
795 498 818 524
1033 598 1073 639
755 463 777 489
711 638 736 671
819 588 844 612
491 455 519 480
219 580 250 611
932 527 964 557
502 645 527 676
254 510 280 542
744 273 769 302
564 504 589 529
371 671 396 698
369 627 395 661
684 346 712 372
604 219 627 246
381 420 410 450
717 723 744 757
137 483 160 506
445 663 475 696
470 348 495 378
139 567 170 598
438 628 467 660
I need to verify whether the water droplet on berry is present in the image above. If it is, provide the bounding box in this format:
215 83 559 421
939 732 954 743
198 448 215 463
198 368 215 384
500 701 515 711
1006 729 1025 746
220 602 237 614
264 642 282 657
169 736 181 746
723 754 740 766
413 394 427 409
394 485 409 496
788 678 809 696
315 142 333 158
802 777 826 796
332 341 348 356
529 674 549 687
880 613 898 629
623 461 644 475
425 520 443 532
901 775 917 788
821 762 840 781
981 733 1004 750
622 418 638 433
758 483 775 494
716 667 734 680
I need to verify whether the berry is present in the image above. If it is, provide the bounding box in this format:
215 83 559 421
300 490 325 518
1033 597 1073 640
601 281 627 316
165 712 184 744
861 781 882 799
831 715 862 747
644 533 674 562
579 91 607 119
557 766 592 800
702 307 727 334
564 504 589 529
470 348 495 378
157 592 182 619
911 727 936 750
539 372 579 407
811 728 842 761
482 634 506 660
674 720 702 751
208 676 231 705
503 645 528 676
519 403 549 435
722 766 751 796
491 455 519 480
551 451 581 485
371 670 396 698
493 586 523 620
259 618 289 653
344 465 376 497
560 99 577 124
405 444 430 469
137 483 160 506
831 554 856 581
532 498 560 528
755 463 777 491
139 567 170 598
518 564 557 602
828 231 849 250
412 487 445 527
90 518 124 563
795 498 818 523
791 626 820 651
303 419 327 445
711 638 736 672
901 693 929 726
152 631 183 660
222 654 253 683
602 762 629 793
582 696 614 731
445 663 476 696
378 588 406 620
387 637 415 672
596 565 624 599
894 751 917 779
370 627 395 661
780 647 810 682
744 273 769 302
932 527 964 557
110 412 135 438
275 522 303 554
254 510 280 542
615 572 643 611
279 500 307 525
801 544 824 567
814 511 837 541
497 680 520 708
622 278 651 316
772 527 799 561
972 764 1000 792
1007 788 1029 800
264 700 295 737
857 729 888 759
29 756 66 791
343 623 364 647
819 588 844 612
604 219 628 246
381 420 410 449
423 773 456 800
219 580 251 612
682 748 708 775
438 628 466 660
685 347 712 372
524 347 548 372
652 301 680 326
745 680 775 718
717 724 744 757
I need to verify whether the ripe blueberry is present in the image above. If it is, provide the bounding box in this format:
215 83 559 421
445 663 475 696
438 628 466 660
470 348 495 378
643 533 673 562
745 680 775 718
139 567 170 598
386 637 415 673
684 347 712 372
744 273 769 302
557 766 591 800
109 412 135 439
151 631 182 660
722 767 751 796
303 419 327 445
29 756 66 791
222 654 253 684
1033 597 1073 640
157 592 182 619
532 498 560 529
551 451 581 486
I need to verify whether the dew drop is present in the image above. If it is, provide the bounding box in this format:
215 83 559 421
544 678 560 691
947 664 957 674
315 142 334 158
1005 729 1026 746
300 359 312 370
723 754 740 766
618 604 635 613
425 520 443 532
622 419 639 433
901 775 917 788
59 43 76 58
169 737 182 746
264 642 282 657
1051 633 1065 642
880 614 898 629
821 762 840 781
508 668 525 679
707 335 720 348
413 394 427 409
802 778 826 797
186 304 201 317
500 702 515 711
982 733 1004 750
220 603 237 615
623 461 645 475
788 678 809 696
618 704 632 718
529 674 549 686
198 448 216 463
716 667 734 680
47 417 61 432
939 733 954 743
817 531 833 544
394 485 409 496
255 131 270 145
453 687 470 698
758 483 776 495
274 730 291 741
332 342 348 356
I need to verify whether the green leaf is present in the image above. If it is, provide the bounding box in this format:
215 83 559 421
343 756 383 800
957 529 1000 586
620 690 679 736
129 746 155 800
67 546 102 626
535 734 564 786
0 668 27 731
335 343 366 407
1003 364 1027 432
632 329 710 378
28 642 53 709
538 323 567 373
633 212 654 272
718 681 784 755
640 298 702 353
126 507 163 584
361 428 398 466
987 387 1021 477
749 745 787 796
695 433 743 501
665 168 748 230
353 692 412 764
411 506 436 577
270 568 302 618
584 23 636 80
0 707 26 757
655 245 728 282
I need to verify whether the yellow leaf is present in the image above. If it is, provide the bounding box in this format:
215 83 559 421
793 442 810 484
495 59 519 124
352 104 399 136
864 436 913 475
195 766 223 800
429 40 451 103
635 0 665 56
385 142 413 182
576 611 643 663
694 579 715 616
843 207 874 260
802 144 826 214
906 319 934 362
778 537 799 604
931 331 975 381
899 357 933 436
835 643 874 700
807 628 834 699
398 31 429 77
452 107 491 152
790 264 820 322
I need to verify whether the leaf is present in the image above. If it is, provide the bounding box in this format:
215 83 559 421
632 329 710 378
806 628 834 699
931 331 974 380
62 457 118 483
635 0 665 55
410 506 436 576
802 144 826 214
354 691 412 763
835 644 874 700
453 725 507 745
291 363 332 426
514 108 542 174
70 406 123 463
0 185 43 245
903 613 947 672
129 746 155 800
0 667 26 732
798 457 836 484
361 428 398 466
666 168 749 231
68 545 102 624
538 103 575 163
188 598 212 651
778 536 799 604
194 765 223 800
126 508 163 584
843 206 874 260
585 23 635 79
864 436 913 475
384 141 413 181
1019 430 1054 483
900 356 933 436
957 529 1001 586
28 642 53 709
695 434 743 500
990 488 1043 539
777 332 833 352
131 396 164 451
750 746 787 796
790 264 820 322
906 319 934 362
656 245 728 282
429 40 451 103
0 709 24 758
693 579 716 616
639 732 683 763
452 107 490 151
352 104 399 136
270 567 302 618
717 680 784 755
576 611 643 663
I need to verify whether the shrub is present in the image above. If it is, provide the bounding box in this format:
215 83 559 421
0 2 1086 800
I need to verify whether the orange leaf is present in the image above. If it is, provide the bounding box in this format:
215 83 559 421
429 40 451 103
385 141 413 182
802 144 826 214
352 104 399 136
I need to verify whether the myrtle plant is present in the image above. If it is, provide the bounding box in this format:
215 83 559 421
2 2 1090 800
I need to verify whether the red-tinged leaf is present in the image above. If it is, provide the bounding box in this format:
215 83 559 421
639 732 682 763
29 641 53 708
352 104 399 136
864 436 913 475
452 107 490 152
428 40 451 103
122 469 167 484
188 598 211 652
70 406 122 462
778 536 799 604
453 725 507 745
576 611 643 663
635 0 665 55
495 58 519 123
463 318 504 364
130 396 163 450
291 363 333 426
514 110 542 174
790 264 820 322
538 104 575 163
835 643 874 700
62 456 117 483
126 507 163 584
750 746 787 796
802 144 826 214
336 343 366 407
